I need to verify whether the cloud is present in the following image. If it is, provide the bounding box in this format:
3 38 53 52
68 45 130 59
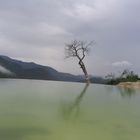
0 0 140 75
0 65 13 75
63 4 95 21
112 61 132 67
62 0 117 23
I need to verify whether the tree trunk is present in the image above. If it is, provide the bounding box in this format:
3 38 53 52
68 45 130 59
79 60 90 84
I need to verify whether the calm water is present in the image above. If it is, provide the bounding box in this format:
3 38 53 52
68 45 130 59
0 79 140 140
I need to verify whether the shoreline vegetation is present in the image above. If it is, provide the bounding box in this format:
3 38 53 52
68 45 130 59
106 69 140 86
106 69 140 89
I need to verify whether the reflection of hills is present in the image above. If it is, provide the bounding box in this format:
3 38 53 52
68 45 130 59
62 83 89 119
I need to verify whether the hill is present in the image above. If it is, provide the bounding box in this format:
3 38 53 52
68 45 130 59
0 55 106 84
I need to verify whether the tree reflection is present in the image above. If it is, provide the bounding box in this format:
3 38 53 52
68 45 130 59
117 87 136 98
61 83 89 120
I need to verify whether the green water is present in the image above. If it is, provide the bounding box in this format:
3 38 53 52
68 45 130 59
0 79 140 140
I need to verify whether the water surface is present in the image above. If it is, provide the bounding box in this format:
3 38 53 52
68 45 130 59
0 79 140 140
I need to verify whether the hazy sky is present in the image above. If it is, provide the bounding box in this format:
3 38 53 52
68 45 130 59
0 0 140 76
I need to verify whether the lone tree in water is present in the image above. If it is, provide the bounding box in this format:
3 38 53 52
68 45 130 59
65 40 94 83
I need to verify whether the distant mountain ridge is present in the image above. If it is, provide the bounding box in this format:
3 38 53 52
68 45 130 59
0 55 106 84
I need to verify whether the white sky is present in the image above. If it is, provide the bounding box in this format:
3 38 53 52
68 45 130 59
0 0 140 76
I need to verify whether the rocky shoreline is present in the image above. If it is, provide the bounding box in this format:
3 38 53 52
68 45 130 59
118 81 140 89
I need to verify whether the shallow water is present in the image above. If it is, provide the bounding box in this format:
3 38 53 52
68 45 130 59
0 79 140 140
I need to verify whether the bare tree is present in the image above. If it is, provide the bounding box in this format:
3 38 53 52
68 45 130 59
65 40 94 83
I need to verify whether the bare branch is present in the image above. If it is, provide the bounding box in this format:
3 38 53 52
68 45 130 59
65 40 95 83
